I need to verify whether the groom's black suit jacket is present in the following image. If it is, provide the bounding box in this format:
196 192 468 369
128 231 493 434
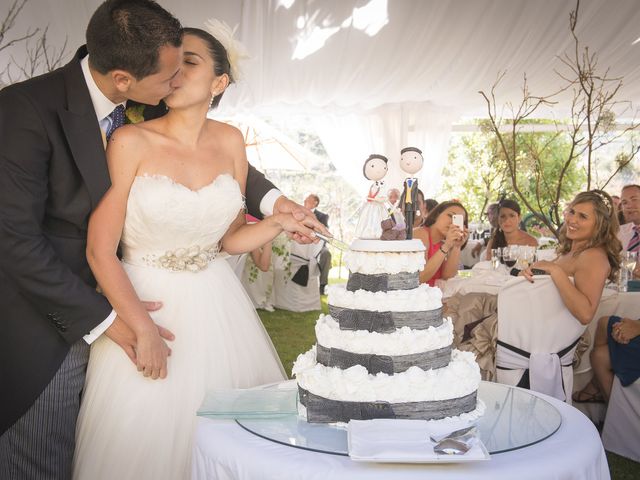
0 47 276 434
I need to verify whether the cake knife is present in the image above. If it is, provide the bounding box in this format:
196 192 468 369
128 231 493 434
314 232 349 251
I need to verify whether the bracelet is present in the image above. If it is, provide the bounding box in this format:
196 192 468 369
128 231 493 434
439 245 449 255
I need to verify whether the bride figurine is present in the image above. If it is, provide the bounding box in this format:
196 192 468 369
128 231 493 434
355 154 390 239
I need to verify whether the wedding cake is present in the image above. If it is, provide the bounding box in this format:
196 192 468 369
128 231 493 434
292 239 482 423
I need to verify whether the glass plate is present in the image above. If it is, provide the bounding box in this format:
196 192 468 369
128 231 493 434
197 387 298 419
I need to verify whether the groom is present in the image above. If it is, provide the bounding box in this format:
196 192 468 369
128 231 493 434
0 1 325 478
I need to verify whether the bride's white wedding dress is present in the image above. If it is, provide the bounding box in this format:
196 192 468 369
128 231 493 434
72 174 286 480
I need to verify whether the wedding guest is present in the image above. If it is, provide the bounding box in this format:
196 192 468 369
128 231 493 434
611 194 621 211
573 314 640 403
521 190 621 325
618 184 640 250
471 202 499 257
387 188 401 207
413 201 469 286
611 193 626 226
484 199 538 260
424 198 439 216
304 194 331 294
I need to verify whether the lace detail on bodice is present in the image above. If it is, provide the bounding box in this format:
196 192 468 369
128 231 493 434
121 174 243 270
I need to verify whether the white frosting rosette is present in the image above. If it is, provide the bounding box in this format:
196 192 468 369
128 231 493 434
315 314 452 355
327 283 442 312
293 349 480 403
344 250 426 275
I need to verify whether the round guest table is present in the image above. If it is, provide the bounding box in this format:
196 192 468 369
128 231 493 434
192 382 610 480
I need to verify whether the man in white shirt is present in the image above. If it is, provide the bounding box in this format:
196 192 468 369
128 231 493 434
618 184 640 250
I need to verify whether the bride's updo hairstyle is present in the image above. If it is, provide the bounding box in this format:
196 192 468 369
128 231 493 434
557 190 621 282
182 27 233 109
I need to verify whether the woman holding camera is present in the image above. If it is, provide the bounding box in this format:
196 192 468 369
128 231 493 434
413 201 469 286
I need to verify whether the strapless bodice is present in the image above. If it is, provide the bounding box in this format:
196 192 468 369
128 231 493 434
121 174 243 270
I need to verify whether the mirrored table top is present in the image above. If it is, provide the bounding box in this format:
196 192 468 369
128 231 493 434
235 381 562 456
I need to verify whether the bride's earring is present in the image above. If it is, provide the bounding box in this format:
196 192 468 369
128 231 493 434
209 93 216 108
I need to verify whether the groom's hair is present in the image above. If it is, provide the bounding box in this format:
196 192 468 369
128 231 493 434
86 0 182 79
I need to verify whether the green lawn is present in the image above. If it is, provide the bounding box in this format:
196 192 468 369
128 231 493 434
257 297 639 478
258 295 328 377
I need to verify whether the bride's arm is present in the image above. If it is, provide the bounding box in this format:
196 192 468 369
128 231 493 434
529 249 609 324
220 128 316 254
86 126 171 379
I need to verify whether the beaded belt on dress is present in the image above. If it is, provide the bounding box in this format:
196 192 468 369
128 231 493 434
123 243 220 272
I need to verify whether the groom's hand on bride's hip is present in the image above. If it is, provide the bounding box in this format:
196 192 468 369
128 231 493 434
105 301 175 365
273 196 330 243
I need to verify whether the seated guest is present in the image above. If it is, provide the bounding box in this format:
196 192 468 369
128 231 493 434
304 194 331 294
521 190 621 325
413 201 469 286
424 198 438 216
387 188 401 207
484 199 538 259
471 202 499 257
618 184 639 250
573 315 640 403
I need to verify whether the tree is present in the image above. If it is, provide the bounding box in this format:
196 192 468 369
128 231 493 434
1 0 69 86
443 120 586 230
479 0 639 238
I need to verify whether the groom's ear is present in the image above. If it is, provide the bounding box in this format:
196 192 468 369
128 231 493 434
110 70 134 93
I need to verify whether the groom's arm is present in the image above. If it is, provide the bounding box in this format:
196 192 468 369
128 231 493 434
0 86 112 344
245 165 279 219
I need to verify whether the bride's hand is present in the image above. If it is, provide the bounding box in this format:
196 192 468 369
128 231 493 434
274 212 319 240
134 327 172 380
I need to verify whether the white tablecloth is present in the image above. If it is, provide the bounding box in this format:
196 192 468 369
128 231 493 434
192 387 609 480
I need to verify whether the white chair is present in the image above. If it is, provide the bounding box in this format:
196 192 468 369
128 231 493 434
273 239 323 312
496 277 586 402
602 376 640 461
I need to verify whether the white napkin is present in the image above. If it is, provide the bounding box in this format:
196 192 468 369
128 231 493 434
348 419 489 462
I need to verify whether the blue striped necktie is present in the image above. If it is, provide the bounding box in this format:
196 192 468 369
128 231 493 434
628 225 640 253
106 104 126 141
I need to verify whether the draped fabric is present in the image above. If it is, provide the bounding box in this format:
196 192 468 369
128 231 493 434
5 0 640 191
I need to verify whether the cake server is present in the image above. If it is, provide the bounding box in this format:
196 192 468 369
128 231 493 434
314 232 349 251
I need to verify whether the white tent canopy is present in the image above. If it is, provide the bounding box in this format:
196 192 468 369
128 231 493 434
3 0 640 193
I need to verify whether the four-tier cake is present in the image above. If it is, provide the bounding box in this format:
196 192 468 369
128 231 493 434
293 239 482 423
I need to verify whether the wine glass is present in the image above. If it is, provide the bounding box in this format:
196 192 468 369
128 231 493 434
491 248 503 270
517 246 536 270
503 246 519 268
622 251 637 273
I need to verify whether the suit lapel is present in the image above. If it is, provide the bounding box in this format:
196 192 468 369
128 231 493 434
58 47 110 209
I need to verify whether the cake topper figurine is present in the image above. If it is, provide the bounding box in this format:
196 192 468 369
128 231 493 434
355 154 390 239
399 147 424 239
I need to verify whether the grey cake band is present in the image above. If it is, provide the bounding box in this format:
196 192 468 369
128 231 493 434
347 271 419 292
299 387 477 423
316 344 452 374
328 305 443 332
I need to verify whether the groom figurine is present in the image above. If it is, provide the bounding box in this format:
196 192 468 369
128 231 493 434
0 1 325 478
399 147 424 240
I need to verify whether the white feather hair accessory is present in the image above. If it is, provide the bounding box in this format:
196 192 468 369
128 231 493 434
203 18 250 82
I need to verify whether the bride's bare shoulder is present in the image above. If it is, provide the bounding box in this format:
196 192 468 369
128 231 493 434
206 119 244 143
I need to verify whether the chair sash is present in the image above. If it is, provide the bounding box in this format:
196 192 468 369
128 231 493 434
496 337 580 401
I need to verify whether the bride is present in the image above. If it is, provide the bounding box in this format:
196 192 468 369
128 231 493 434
73 26 308 479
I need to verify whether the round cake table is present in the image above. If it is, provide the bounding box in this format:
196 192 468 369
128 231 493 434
192 382 610 480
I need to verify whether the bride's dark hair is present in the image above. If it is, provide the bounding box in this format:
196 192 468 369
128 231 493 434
182 27 233 109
